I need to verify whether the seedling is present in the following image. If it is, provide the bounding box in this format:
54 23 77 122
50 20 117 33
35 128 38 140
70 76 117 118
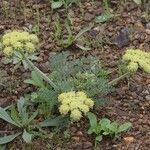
87 112 132 147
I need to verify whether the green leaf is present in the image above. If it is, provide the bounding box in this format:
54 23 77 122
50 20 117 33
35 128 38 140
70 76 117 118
39 116 68 127
0 145 6 150
96 135 102 142
24 71 45 88
87 112 97 128
75 25 93 41
118 122 132 133
17 97 25 115
0 107 20 127
0 132 21 145
10 106 22 127
51 1 63 9
99 118 111 131
75 43 91 51
133 0 142 5
22 130 32 143
106 122 119 133
27 110 38 124
95 13 112 23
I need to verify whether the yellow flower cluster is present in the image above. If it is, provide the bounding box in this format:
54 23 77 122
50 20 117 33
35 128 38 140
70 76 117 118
2 30 39 56
58 91 94 121
123 49 150 73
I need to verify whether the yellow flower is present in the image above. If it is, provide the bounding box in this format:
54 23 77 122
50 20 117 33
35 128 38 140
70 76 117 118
29 34 39 43
61 98 72 104
70 109 82 121
3 38 10 46
127 62 138 72
84 98 94 108
3 47 13 56
13 42 23 50
58 91 94 121
123 49 150 74
25 42 35 52
139 61 150 73
2 30 39 57
70 101 81 110
59 104 70 115
79 104 89 114
76 91 87 98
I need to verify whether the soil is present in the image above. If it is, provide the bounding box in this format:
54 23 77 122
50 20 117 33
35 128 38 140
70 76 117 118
0 0 150 150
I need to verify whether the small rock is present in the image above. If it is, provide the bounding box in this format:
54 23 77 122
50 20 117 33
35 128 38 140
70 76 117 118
84 13 95 21
146 22 150 29
70 127 77 133
71 136 80 142
76 131 83 137
123 136 134 144
83 141 93 149
145 29 150 35
0 98 8 107
114 27 130 48
37 57 43 63
72 143 82 149
145 95 150 101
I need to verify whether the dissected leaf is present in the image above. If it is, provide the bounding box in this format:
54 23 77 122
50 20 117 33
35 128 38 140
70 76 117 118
0 132 21 145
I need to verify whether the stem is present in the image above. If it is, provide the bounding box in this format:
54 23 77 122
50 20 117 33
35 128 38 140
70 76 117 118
22 53 58 90
108 72 130 85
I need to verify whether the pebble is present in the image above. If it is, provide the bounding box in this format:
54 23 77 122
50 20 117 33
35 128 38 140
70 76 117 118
146 22 150 29
76 131 83 137
0 98 8 107
145 95 150 101
84 13 95 21
71 136 80 142
72 143 82 149
83 141 93 149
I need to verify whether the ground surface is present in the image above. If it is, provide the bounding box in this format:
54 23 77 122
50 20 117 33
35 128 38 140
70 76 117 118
0 0 150 150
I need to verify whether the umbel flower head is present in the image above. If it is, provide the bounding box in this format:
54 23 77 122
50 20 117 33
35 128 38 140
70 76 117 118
2 30 39 56
123 49 150 73
58 91 94 121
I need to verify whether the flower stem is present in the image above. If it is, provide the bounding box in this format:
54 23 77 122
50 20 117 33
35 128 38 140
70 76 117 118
22 53 57 90
108 72 130 85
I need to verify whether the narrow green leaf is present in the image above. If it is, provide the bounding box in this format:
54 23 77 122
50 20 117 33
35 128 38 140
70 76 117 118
22 130 32 143
39 116 68 127
133 0 142 5
10 106 21 127
75 25 93 41
95 13 112 23
51 1 63 9
0 107 19 127
87 112 97 127
0 132 21 145
27 110 38 124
